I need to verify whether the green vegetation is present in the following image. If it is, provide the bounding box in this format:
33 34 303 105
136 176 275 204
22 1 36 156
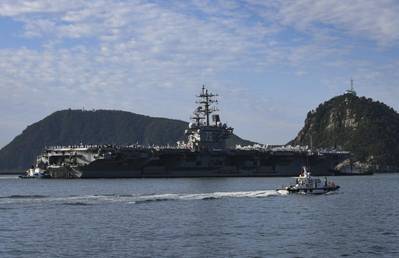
291 94 399 170
0 109 253 172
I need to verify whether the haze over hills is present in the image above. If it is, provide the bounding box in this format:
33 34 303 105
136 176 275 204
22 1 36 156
0 109 254 172
291 92 399 171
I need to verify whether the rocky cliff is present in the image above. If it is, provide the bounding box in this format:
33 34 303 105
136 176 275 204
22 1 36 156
291 93 399 172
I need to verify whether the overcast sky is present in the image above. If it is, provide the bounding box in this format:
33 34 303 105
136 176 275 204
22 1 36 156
1 0 399 148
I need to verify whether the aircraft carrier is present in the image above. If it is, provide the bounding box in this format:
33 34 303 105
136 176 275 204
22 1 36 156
27 86 350 178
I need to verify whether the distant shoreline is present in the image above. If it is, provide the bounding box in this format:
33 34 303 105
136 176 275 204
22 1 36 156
0 170 396 177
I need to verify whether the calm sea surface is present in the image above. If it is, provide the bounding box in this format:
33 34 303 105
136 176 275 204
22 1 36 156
0 174 398 258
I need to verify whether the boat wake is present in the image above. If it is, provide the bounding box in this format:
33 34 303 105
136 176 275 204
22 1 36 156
130 190 283 204
0 190 287 205
0 175 19 179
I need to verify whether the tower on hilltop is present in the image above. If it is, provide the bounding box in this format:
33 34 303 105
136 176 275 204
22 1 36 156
345 79 357 96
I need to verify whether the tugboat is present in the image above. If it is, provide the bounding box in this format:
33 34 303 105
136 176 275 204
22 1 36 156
19 166 50 179
277 167 340 194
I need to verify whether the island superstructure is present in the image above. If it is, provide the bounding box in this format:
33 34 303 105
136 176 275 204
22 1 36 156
28 86 350 178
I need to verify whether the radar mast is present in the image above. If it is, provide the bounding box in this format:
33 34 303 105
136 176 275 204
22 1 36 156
184 85 233 152
196 85 219 126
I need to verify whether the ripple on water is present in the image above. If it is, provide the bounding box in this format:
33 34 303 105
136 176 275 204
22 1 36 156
0 175 399 257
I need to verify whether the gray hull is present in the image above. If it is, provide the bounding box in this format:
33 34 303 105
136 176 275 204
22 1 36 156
47 151 342 178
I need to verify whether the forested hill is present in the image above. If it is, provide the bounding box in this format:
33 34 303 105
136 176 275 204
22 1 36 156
0 109 253 172
290 93 399 171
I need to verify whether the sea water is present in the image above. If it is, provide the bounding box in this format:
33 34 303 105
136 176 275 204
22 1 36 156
0 174 398 257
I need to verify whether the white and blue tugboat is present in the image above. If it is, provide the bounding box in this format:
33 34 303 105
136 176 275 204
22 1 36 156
278 167 340 194
19 166 50 179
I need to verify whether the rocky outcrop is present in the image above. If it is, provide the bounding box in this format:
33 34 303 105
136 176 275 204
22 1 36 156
291 93 399 172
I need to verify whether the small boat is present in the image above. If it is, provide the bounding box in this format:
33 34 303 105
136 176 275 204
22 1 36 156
277 167 340 194
19 167 50 179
